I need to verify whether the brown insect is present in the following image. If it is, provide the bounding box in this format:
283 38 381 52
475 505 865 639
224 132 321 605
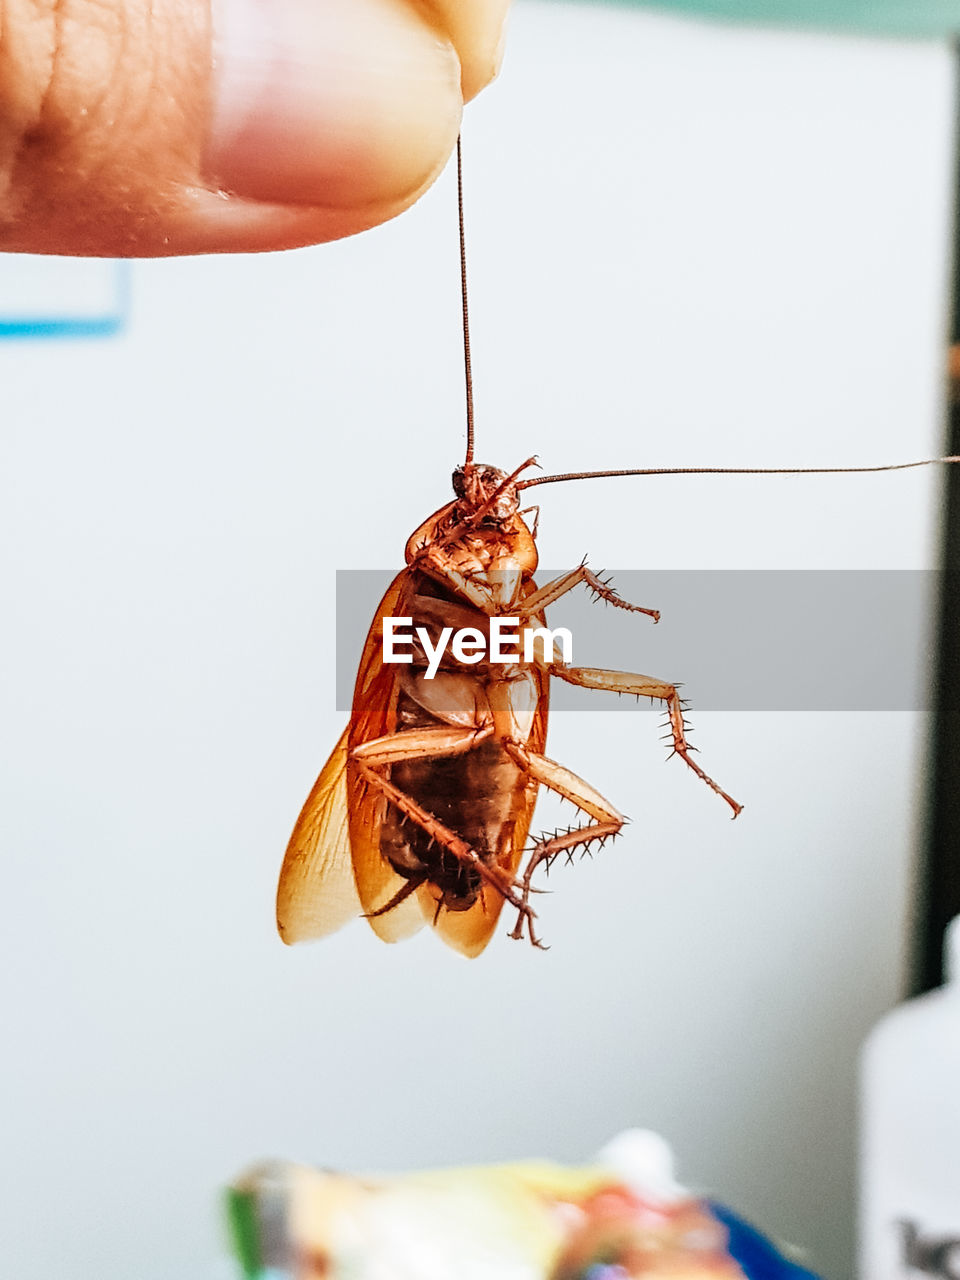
276 142 958 957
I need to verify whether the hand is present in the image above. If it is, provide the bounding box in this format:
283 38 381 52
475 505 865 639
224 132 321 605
0 0 510 256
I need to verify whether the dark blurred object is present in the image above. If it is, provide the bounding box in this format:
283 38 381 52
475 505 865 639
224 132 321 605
916 280 960 990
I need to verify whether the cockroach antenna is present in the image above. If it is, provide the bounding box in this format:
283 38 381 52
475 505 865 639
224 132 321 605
457 137 475 468
455 141 959 487
515 457 960 490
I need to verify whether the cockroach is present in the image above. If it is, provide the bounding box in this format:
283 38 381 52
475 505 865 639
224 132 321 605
276 141 958 957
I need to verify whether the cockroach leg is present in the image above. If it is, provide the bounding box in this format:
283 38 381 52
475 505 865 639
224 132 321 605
550 664 743 817
364 875 426 919
518 562 659 622
514 900 547 949
501 740 625 827
508 821 625 944
519 505 541 537
354 762 537 926
418 543 500 613
351 724 494 767
499 739 626 942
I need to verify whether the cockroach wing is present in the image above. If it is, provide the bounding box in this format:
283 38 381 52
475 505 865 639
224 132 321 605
347 572 428 945
276 727 361 944
348 767 426 945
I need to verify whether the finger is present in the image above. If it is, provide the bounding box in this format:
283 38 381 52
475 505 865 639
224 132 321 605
0 0 468 256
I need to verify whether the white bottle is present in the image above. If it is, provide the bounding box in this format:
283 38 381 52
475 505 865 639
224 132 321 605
859 915 960 1280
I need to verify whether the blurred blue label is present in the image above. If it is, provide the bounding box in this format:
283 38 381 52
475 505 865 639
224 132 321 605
0 257 128 337
710 1202 824 1280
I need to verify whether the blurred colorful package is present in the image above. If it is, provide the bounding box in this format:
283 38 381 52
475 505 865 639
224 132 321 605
226 1131 821 1280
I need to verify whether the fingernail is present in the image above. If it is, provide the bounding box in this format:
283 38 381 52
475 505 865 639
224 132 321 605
205 0 462 208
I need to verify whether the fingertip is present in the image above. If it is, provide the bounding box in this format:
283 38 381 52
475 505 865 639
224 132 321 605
424 0 512 101
205 0 463 212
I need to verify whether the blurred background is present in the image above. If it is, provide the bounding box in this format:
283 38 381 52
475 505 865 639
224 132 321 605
0 2 956 1277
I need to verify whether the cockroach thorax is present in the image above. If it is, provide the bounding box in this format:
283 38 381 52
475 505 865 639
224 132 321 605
452 463 519 523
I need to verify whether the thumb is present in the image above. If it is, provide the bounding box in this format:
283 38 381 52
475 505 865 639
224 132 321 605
0 0 507 256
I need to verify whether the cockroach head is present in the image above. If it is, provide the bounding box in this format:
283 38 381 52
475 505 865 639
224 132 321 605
452 463 519 522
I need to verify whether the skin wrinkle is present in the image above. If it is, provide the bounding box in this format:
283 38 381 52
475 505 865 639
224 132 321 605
14 2 122 176
119 0 206 224
111 14 164 167
1 0 209 247
0 1 57 209
44 0 63 129
52 6 124 157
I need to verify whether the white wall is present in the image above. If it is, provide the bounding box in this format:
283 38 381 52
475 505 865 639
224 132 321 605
0 5 954 1278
